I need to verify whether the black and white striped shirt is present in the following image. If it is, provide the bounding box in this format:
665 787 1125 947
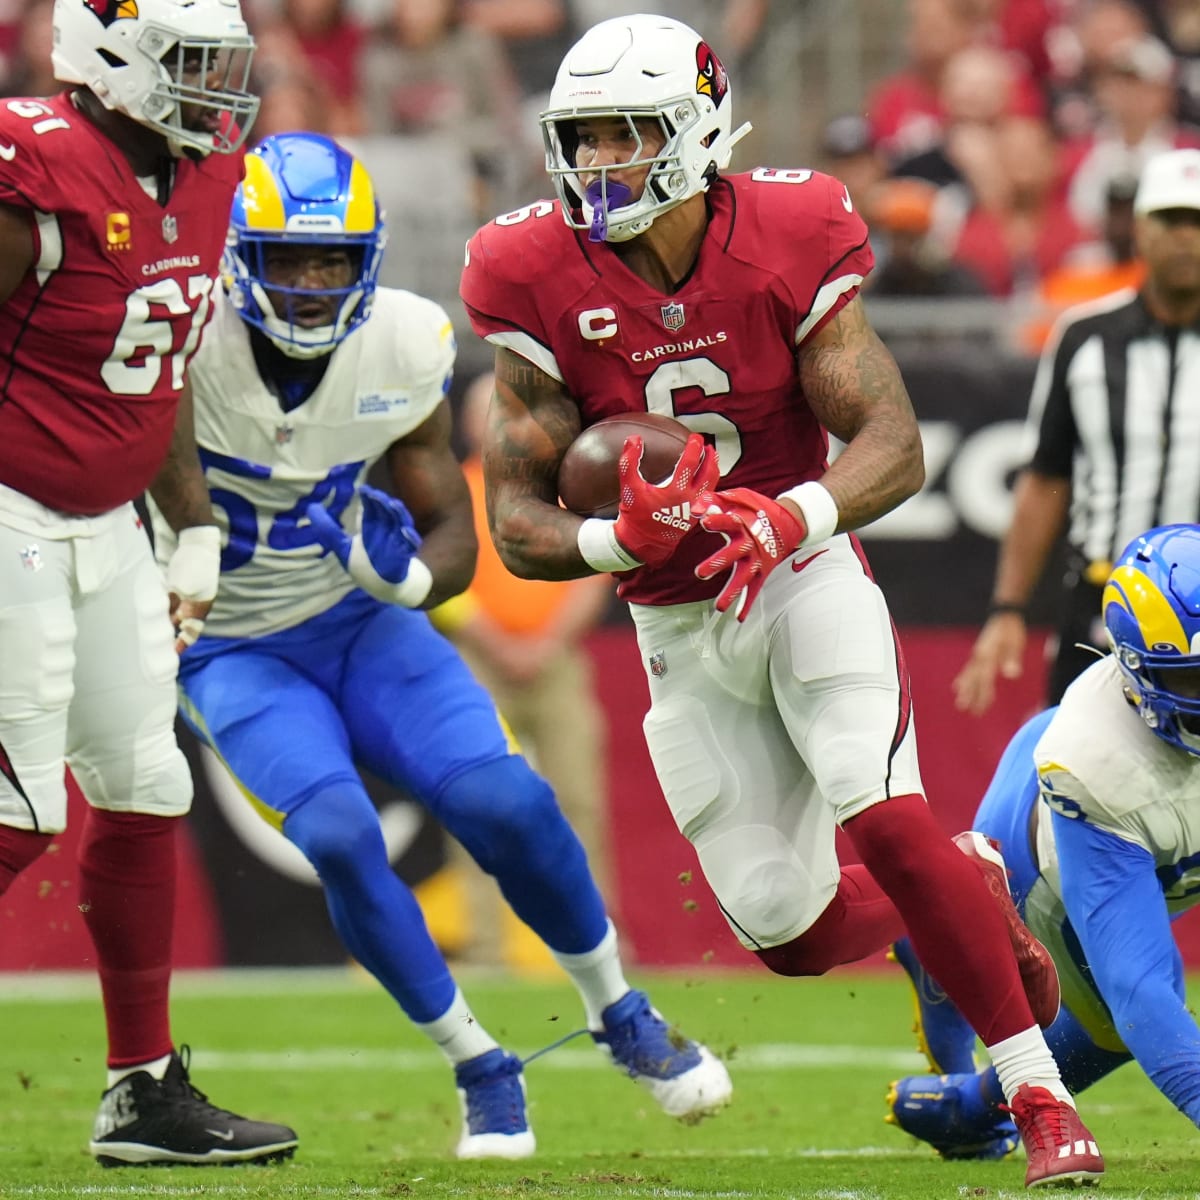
1025 288 1200 567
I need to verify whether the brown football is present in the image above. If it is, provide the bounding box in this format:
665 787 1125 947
557 412 692 519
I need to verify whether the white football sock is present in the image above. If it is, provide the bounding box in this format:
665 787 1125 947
107 1051 172 1088
416 987 501 1066
551 919 631 1030
987 1026 1073 1105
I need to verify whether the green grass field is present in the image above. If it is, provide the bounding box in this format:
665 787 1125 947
1 967 1196 1199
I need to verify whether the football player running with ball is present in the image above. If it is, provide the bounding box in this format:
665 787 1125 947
151 131 731 1160
0 0 298 1167
889 525 1200 1159
460 13 1104 1187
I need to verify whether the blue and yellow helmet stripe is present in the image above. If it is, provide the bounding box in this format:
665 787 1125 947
1102 563 1190 654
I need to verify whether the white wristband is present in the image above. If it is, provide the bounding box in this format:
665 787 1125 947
347 541 434 608
777 480 839 546
166 524 221 601
577 518 642 574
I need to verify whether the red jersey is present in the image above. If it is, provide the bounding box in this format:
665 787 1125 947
0 92 244 515
460 169 873 606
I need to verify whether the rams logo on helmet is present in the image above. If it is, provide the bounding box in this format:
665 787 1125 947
83 0 138 27
695 42 728 108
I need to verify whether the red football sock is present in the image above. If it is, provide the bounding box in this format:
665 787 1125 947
0 824 53 894
78 809 178 1068
844 793 1032 1045
755 864 906 975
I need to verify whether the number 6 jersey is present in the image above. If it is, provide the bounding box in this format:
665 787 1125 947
0 91 244 516
459 168 874 606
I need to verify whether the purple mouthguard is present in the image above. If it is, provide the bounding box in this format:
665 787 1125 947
586 179 633 242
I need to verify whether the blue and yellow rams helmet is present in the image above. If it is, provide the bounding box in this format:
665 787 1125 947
224 132 386 358
1103 524 1200 755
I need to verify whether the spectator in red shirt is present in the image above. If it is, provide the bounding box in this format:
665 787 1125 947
952 114 1090 294
868 0 1044 165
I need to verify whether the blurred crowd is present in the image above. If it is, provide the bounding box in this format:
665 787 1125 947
825 0 1200 349
1 0 1194 353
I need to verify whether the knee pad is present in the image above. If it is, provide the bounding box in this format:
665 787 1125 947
696 823 831 950
285 785 387 882
436 755 566 874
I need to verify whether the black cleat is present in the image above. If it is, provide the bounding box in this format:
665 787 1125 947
89 1046 298 1167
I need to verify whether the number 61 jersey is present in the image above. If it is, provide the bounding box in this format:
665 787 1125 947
149 287 455 639
0 92 243 517
460 168 874 606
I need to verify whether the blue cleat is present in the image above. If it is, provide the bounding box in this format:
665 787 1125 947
889 937 979 1075
886 1071 1019 1160
453 1049 535 1160
593 989 733 1122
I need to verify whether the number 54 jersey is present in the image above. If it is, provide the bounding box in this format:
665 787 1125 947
149 287 455 639
0 92 243 517
460 169 874 606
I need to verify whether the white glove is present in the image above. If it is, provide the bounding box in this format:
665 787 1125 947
165 525 220 649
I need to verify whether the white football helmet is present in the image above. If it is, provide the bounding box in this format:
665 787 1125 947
52 0 258 156
540 12 751 242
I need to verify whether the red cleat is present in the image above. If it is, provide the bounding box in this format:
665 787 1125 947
1004 1084 1104 1188
954 831 1061 1028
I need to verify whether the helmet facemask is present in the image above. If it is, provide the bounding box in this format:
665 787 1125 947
544 102 725 243
226 237 380 359
223 133 387 360
141 32 257 156
539 13 751 243
52 0 259 157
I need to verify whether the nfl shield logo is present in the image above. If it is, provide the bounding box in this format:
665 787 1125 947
19 544 43 572
275 424 294 446
660 302 685 332
161 215 179 244
649 650 667 677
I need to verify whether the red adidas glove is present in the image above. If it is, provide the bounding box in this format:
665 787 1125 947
613 432 719 568
696 487 807 621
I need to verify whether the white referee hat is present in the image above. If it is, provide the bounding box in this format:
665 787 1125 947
1134 149 1200 215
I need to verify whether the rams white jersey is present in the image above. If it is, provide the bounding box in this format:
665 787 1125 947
150 287 455 638
1033 656 1200 914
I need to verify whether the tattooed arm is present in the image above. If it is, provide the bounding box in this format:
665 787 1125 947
482 347 593 580
796 294 924 529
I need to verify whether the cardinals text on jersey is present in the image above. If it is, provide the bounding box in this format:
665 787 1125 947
148 288 455 638
461 168 873 605
0 92 244 515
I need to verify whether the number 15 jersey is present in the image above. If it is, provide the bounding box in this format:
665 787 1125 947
460 169 874 606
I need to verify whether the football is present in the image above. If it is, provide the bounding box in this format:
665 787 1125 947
557 412 692 518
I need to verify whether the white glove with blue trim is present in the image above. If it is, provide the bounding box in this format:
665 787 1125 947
306 485 433 608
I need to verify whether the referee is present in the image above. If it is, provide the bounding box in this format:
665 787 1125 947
955 147 1200 715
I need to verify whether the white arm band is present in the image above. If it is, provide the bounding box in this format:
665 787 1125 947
777 480 839 546
577 518 642 574
166 524 221 601
347 541 434 608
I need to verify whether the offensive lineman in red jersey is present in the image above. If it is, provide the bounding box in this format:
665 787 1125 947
461 13 1105 1187
0 0 297 1167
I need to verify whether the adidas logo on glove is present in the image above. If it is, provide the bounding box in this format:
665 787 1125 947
750 511 781 558
651 503 693 531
